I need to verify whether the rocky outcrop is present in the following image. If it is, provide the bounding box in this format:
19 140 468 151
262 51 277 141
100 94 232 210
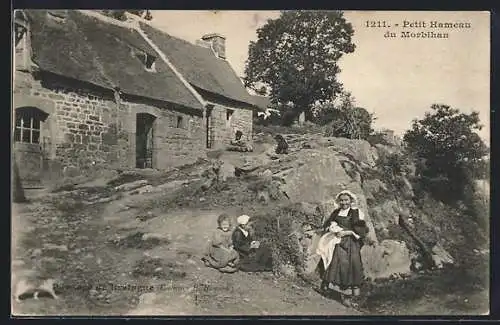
273 149 378 244
360 240 412 280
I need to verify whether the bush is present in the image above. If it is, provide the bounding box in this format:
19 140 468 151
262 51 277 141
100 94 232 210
403 104 488 204
375 150 412 191
367 131 392 147
250 203 323 275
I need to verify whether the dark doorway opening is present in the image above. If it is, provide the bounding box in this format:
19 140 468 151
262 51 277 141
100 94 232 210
136 113 156 169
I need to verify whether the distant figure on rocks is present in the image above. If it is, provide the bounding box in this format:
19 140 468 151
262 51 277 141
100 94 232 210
317 190 369 308
274 134 289 154
232 214 273 272
202 214 240 273
229 130 253 152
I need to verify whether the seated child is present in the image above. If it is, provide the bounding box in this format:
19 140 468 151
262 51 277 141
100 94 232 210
202 214 240 273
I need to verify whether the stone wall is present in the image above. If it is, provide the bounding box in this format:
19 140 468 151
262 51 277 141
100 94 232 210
13 70 206 184
206 96 253 150
124 99 205 169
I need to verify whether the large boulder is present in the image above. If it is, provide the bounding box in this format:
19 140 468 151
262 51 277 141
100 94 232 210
278 149 378 244
361 240 412 280
327 137 379 168
474 179 489 203
300 235 412 281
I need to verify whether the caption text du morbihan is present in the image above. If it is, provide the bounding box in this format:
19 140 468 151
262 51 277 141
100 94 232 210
365 20 472 39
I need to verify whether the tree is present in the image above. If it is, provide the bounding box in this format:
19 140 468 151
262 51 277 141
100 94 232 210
244 11 355 125
100 10 153 21
314 91 374 139
403 104 489 203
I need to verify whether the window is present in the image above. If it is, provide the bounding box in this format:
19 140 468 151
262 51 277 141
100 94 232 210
14 24 26 46
176 116 184 128
135 50 157 72
14 107 47 144
226 109 234 127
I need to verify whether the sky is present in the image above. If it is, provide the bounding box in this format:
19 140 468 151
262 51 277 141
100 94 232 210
149 10 490 143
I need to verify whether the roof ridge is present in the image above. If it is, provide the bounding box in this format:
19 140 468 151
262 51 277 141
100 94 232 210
135 24 207 109
78 10 136 29
138 21 215 54
77 10 206 109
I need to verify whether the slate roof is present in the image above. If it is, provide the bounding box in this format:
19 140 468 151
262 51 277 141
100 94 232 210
139 22 257 108
24 10 204 110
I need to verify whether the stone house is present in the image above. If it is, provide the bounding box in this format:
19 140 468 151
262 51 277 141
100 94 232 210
13 10 257 188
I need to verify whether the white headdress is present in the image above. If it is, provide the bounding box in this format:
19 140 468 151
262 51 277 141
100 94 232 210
237 214 250 225
335 190 358 204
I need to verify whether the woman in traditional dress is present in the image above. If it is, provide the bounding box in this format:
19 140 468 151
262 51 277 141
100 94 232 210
321 190 369 307
232 215 273 272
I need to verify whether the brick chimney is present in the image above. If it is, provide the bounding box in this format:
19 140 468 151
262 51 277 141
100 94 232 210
201 33 226 59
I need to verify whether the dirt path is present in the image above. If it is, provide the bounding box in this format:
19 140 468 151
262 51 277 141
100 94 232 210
121 209 358 315
12 189 358 316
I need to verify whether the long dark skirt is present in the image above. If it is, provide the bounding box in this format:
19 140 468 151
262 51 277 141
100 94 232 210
238 245 273 272
324 236 363 295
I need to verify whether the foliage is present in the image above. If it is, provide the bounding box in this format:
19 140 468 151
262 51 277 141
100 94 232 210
367 131 393 147
100 10 153 21
403 104 488 204
251 203 323 275
376 150 412 185
244 11 355 124
314 91 374 139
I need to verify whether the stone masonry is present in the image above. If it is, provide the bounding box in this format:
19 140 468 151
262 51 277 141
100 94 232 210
13 70 207 183
207 99 253 150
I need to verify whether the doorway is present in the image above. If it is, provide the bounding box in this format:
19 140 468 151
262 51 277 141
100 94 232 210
206 105 214 149
136 113 156 169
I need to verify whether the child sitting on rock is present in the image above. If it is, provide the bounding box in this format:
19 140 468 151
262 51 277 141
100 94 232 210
202 214 240 273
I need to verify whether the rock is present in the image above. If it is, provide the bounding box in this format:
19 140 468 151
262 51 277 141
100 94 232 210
374 143 398 156
328 137 379 168
218 161 235 181
363 179 390 199
43 243 68 252
142 233 170 242
260 169 273 179
278 263 296 278
138 292 157 305
399 176 415 199
361 240 411 280
317 199 339 219
280 149 377 243
431 243 454 267
137 185 155 194
12 259 25 267
298 229 325 276
114 180 149 192
257 190 270 203
474 179 489 203
156 180 192 192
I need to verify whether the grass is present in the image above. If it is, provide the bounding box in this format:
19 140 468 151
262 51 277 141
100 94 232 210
132 257 186 280
108 231 170 250
360 252 489 315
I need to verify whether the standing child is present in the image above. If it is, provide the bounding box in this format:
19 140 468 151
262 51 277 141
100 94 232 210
202 214 240 273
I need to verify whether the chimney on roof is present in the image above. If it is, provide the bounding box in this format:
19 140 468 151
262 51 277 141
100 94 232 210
201 33 226 59
195 39 211 49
